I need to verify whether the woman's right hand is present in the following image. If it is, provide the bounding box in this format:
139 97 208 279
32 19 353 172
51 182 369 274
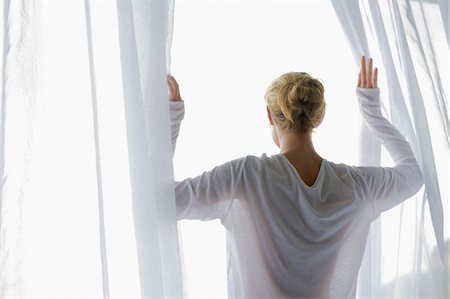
358 56 378 89
167 74 182 101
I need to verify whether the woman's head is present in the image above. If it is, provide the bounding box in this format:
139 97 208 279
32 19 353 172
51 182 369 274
265 72 325 134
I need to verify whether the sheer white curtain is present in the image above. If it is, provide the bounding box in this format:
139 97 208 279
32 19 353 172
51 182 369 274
331 0 448 297
440 0 449 48
0 0 183 298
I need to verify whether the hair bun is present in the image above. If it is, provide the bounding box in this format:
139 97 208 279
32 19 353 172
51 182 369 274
265 72 326 133
290 78 321 102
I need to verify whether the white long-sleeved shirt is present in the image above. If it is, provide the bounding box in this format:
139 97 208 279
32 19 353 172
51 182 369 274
170 88 424 298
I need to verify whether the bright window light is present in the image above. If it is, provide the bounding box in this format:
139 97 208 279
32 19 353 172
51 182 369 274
171 1 362 297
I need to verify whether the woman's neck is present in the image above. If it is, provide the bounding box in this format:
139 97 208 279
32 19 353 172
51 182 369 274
277 129 323 186
278 130 320 159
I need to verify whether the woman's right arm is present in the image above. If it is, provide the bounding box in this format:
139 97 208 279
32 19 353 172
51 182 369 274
355 56 424 218
167 74 246 220
174 157 247 221
167 74 184 155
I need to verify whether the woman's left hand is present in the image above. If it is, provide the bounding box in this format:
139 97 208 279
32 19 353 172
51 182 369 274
167 74 182 101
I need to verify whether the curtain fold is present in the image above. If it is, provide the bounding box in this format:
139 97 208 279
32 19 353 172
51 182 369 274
330 1 383 296
116 0 183 296
0 0 183 297
389 0 445 262
331 0 448 297
439 0 449 48
84 1 110 297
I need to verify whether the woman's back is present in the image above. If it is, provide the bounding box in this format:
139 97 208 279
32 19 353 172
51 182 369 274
168 57 424 297
171 88 422 297
218 154 372 297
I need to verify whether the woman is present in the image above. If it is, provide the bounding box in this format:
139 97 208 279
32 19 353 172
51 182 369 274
166 56 424 298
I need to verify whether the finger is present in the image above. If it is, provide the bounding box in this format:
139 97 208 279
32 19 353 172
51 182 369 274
361 56 367 87
374 67 378 88
168 75 181 99
167 77 175 91
173 80 180 97
368 58 373 88
357 71 362 87
172 77 179 89
168 76 178 88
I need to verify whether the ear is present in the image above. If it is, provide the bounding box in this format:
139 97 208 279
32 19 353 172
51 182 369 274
313 110 325 128
266 106 274 125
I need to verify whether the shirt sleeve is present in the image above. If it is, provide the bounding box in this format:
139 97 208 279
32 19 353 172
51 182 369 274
169 100 185 156
174 157 247 221
355 87 424 218
169 100 246 220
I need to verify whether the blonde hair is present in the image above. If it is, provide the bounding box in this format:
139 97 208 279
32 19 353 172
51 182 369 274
265 72 325 133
